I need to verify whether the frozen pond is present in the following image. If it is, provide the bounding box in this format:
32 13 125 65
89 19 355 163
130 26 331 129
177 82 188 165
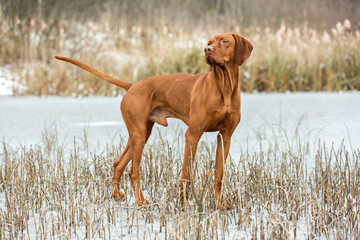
1 92 359 167
1 92 360 239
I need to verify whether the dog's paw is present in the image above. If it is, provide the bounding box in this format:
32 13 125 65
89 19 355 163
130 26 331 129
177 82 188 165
137 198 149 206
216 199 231 210
112 189 126 201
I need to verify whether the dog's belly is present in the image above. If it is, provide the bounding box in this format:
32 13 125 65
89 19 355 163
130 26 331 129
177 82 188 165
149 107 189 127
149 102 239 132
149 108 173 127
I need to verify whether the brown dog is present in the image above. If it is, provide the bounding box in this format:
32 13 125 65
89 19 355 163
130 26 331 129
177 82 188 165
55 33 253 208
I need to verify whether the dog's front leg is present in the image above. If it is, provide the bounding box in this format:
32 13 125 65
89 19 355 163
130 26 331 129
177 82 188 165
214 130 234 209
178 128 203 204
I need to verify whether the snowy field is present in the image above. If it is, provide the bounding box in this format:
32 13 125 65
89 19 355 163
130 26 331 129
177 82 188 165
1 92 359 163
1 92 359 239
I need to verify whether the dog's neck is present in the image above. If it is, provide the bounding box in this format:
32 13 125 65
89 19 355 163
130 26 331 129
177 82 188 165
209 63 239 103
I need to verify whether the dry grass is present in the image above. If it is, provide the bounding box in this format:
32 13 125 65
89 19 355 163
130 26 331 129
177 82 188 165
0 15 359 95
1 128 359 239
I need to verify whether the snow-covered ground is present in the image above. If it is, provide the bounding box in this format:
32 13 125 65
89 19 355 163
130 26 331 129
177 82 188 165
1 92 359 164
1 93 359 239
0 66 23 96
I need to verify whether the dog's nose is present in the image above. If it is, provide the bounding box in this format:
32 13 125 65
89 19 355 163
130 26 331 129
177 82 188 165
204 46 213 54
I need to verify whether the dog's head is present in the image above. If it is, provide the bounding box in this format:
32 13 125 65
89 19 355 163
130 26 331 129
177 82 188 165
204 33 253 67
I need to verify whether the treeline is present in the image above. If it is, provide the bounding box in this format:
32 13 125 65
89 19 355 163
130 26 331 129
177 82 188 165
1 0 359 30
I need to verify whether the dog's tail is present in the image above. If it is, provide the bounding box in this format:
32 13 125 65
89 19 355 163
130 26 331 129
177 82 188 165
54 56 132 90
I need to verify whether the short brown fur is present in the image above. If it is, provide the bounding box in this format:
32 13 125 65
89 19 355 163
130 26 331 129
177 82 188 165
54 33 253 208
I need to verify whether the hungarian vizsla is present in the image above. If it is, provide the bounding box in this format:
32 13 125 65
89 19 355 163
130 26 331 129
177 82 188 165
54 33 253 208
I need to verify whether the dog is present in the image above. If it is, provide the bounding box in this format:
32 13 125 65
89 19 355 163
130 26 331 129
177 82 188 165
54 33 253 208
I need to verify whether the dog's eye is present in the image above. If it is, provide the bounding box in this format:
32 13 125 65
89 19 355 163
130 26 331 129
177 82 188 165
207 42 212 46
222 40 229 44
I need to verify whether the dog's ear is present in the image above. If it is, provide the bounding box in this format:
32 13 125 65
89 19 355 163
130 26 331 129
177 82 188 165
232 34 253 66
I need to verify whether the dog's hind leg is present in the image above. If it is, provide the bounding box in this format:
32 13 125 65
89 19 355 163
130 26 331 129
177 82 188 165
128 121 154 206
112 121 154 202
112 141 132 201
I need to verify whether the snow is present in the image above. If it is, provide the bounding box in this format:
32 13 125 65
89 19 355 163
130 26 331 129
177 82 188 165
173 38 208 49
1 92 359 239
1 92 359 161
70 121 125 127
0 66 25 96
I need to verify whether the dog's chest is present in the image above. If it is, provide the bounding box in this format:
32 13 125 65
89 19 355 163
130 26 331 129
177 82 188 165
214 103 233 119
204 103 237 131
207 94 239 118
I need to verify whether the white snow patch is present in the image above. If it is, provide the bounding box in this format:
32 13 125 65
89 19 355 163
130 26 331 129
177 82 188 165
173 38 208 49
0 66 25 96
71 121 125 127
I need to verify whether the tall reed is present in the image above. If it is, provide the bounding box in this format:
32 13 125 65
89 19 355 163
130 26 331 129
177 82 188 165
0 16 359 95
0 128 359 239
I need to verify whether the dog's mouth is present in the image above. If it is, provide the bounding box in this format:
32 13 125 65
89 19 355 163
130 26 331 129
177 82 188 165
205 55 225 66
